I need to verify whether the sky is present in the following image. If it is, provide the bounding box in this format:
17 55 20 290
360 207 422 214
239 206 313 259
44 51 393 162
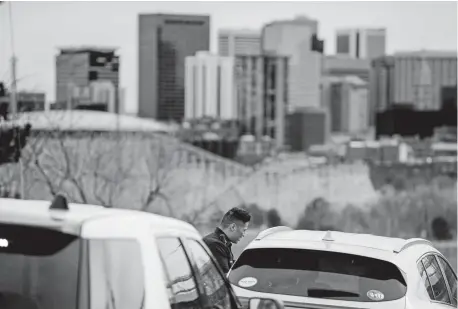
0 1 457 114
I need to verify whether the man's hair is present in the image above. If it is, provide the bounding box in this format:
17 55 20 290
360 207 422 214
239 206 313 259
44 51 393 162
220 207 251 228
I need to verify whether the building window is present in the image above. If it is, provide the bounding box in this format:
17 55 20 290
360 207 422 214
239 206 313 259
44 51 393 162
336 35 350 54
217 64 221 118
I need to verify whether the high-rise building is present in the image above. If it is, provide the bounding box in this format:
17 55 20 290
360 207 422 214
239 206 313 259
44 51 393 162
322 76 369 134
218 29 261 56
185 51 237 120
336 28 386 60
138 14 210 122
370 50 457 113
372 51 457 138
55 47 120 112
236 54 289 149
262 16 324 110
286 107 328 151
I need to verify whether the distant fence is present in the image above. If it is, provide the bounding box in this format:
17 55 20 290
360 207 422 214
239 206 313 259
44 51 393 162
434 241 457 271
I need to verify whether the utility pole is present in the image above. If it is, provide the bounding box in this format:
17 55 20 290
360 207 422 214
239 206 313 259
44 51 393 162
10 56 17 117
11 56 24 198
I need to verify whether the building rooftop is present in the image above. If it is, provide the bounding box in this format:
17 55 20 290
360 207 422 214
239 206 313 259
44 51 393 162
336 27 386 33
264 15 318 28
324 56 371 71
393 50 457 58
58 46 118 54
138 13 210 19
218 28 261 35
322 75 367 86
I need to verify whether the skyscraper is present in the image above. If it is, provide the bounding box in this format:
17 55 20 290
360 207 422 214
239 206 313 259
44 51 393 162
185 51 237 120
335 28 386 60
138 13 210 121
218 29 261 56
262 16 324 110
371 51 457 112
236 54 289 148
55 47 120 111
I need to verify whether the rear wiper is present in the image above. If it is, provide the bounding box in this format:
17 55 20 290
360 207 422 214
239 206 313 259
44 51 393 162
307 289 360 298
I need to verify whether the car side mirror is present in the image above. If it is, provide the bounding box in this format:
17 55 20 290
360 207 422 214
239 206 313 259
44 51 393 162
248 297 284 309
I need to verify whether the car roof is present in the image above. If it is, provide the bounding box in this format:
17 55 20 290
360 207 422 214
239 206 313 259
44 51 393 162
250 227 434 260
0 197 198 237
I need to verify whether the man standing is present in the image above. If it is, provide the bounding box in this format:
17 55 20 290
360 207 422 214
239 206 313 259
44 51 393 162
203 207 251 274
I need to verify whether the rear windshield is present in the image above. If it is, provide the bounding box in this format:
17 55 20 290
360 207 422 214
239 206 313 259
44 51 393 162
229 248 407 302
0 223 80 309
0 223 145 309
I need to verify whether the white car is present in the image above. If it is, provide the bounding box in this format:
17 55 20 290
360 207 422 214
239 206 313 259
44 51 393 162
0 195 283 309
228 226 457 309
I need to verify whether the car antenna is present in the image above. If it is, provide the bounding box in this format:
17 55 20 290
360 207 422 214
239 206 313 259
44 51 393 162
322 230 335 242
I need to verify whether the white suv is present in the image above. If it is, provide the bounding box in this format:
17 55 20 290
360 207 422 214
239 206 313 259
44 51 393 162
0 196 283 309
228 227 457 309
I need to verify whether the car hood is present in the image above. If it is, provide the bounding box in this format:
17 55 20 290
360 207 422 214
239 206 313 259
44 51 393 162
232 284 407 309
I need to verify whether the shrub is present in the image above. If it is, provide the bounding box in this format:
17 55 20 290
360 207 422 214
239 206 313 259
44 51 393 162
266 209 282 227
241 203 265 228
296 198 337 230
432 217 453 240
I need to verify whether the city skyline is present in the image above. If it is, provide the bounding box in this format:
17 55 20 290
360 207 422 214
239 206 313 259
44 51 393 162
0 1 456 114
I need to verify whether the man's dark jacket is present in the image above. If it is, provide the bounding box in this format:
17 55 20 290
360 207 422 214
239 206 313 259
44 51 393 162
203 227 234 274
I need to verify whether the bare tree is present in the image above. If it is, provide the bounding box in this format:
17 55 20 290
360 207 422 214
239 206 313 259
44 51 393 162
140 135 183 216
20 128 136 207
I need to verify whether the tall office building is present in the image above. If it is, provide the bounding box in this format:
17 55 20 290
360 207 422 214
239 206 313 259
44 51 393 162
286 107 328 151
371 51 457 138
322 76 369 134
262 16 324 110
218 29 261 56
138 14 210 122
185 51 237 120
236 54 289 149
371 50 457 112
55 47 120 112
336 28 386 60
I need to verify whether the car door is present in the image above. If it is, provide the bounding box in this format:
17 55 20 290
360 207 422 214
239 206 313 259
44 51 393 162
417 253 456 308
156 236 206 309
182 237 241 309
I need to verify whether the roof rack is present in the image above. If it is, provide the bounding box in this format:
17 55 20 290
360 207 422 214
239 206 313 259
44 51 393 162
255 226 293 241
393 238 433 253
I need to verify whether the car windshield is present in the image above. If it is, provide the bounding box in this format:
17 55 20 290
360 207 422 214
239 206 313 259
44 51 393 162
228 248 407 302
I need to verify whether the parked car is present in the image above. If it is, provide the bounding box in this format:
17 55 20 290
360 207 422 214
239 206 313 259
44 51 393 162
0 195 283 309
228 226 457 309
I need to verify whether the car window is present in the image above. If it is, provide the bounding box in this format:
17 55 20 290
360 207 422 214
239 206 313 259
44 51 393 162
0 223 80 309
422 255 451 304
88 239 145 309
157 237 203 309
417 261 435 300
437 256 457 306
184 239 233 309
229 248 407 302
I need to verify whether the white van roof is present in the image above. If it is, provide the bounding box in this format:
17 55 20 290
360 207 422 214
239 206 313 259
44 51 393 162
0 198 199 238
